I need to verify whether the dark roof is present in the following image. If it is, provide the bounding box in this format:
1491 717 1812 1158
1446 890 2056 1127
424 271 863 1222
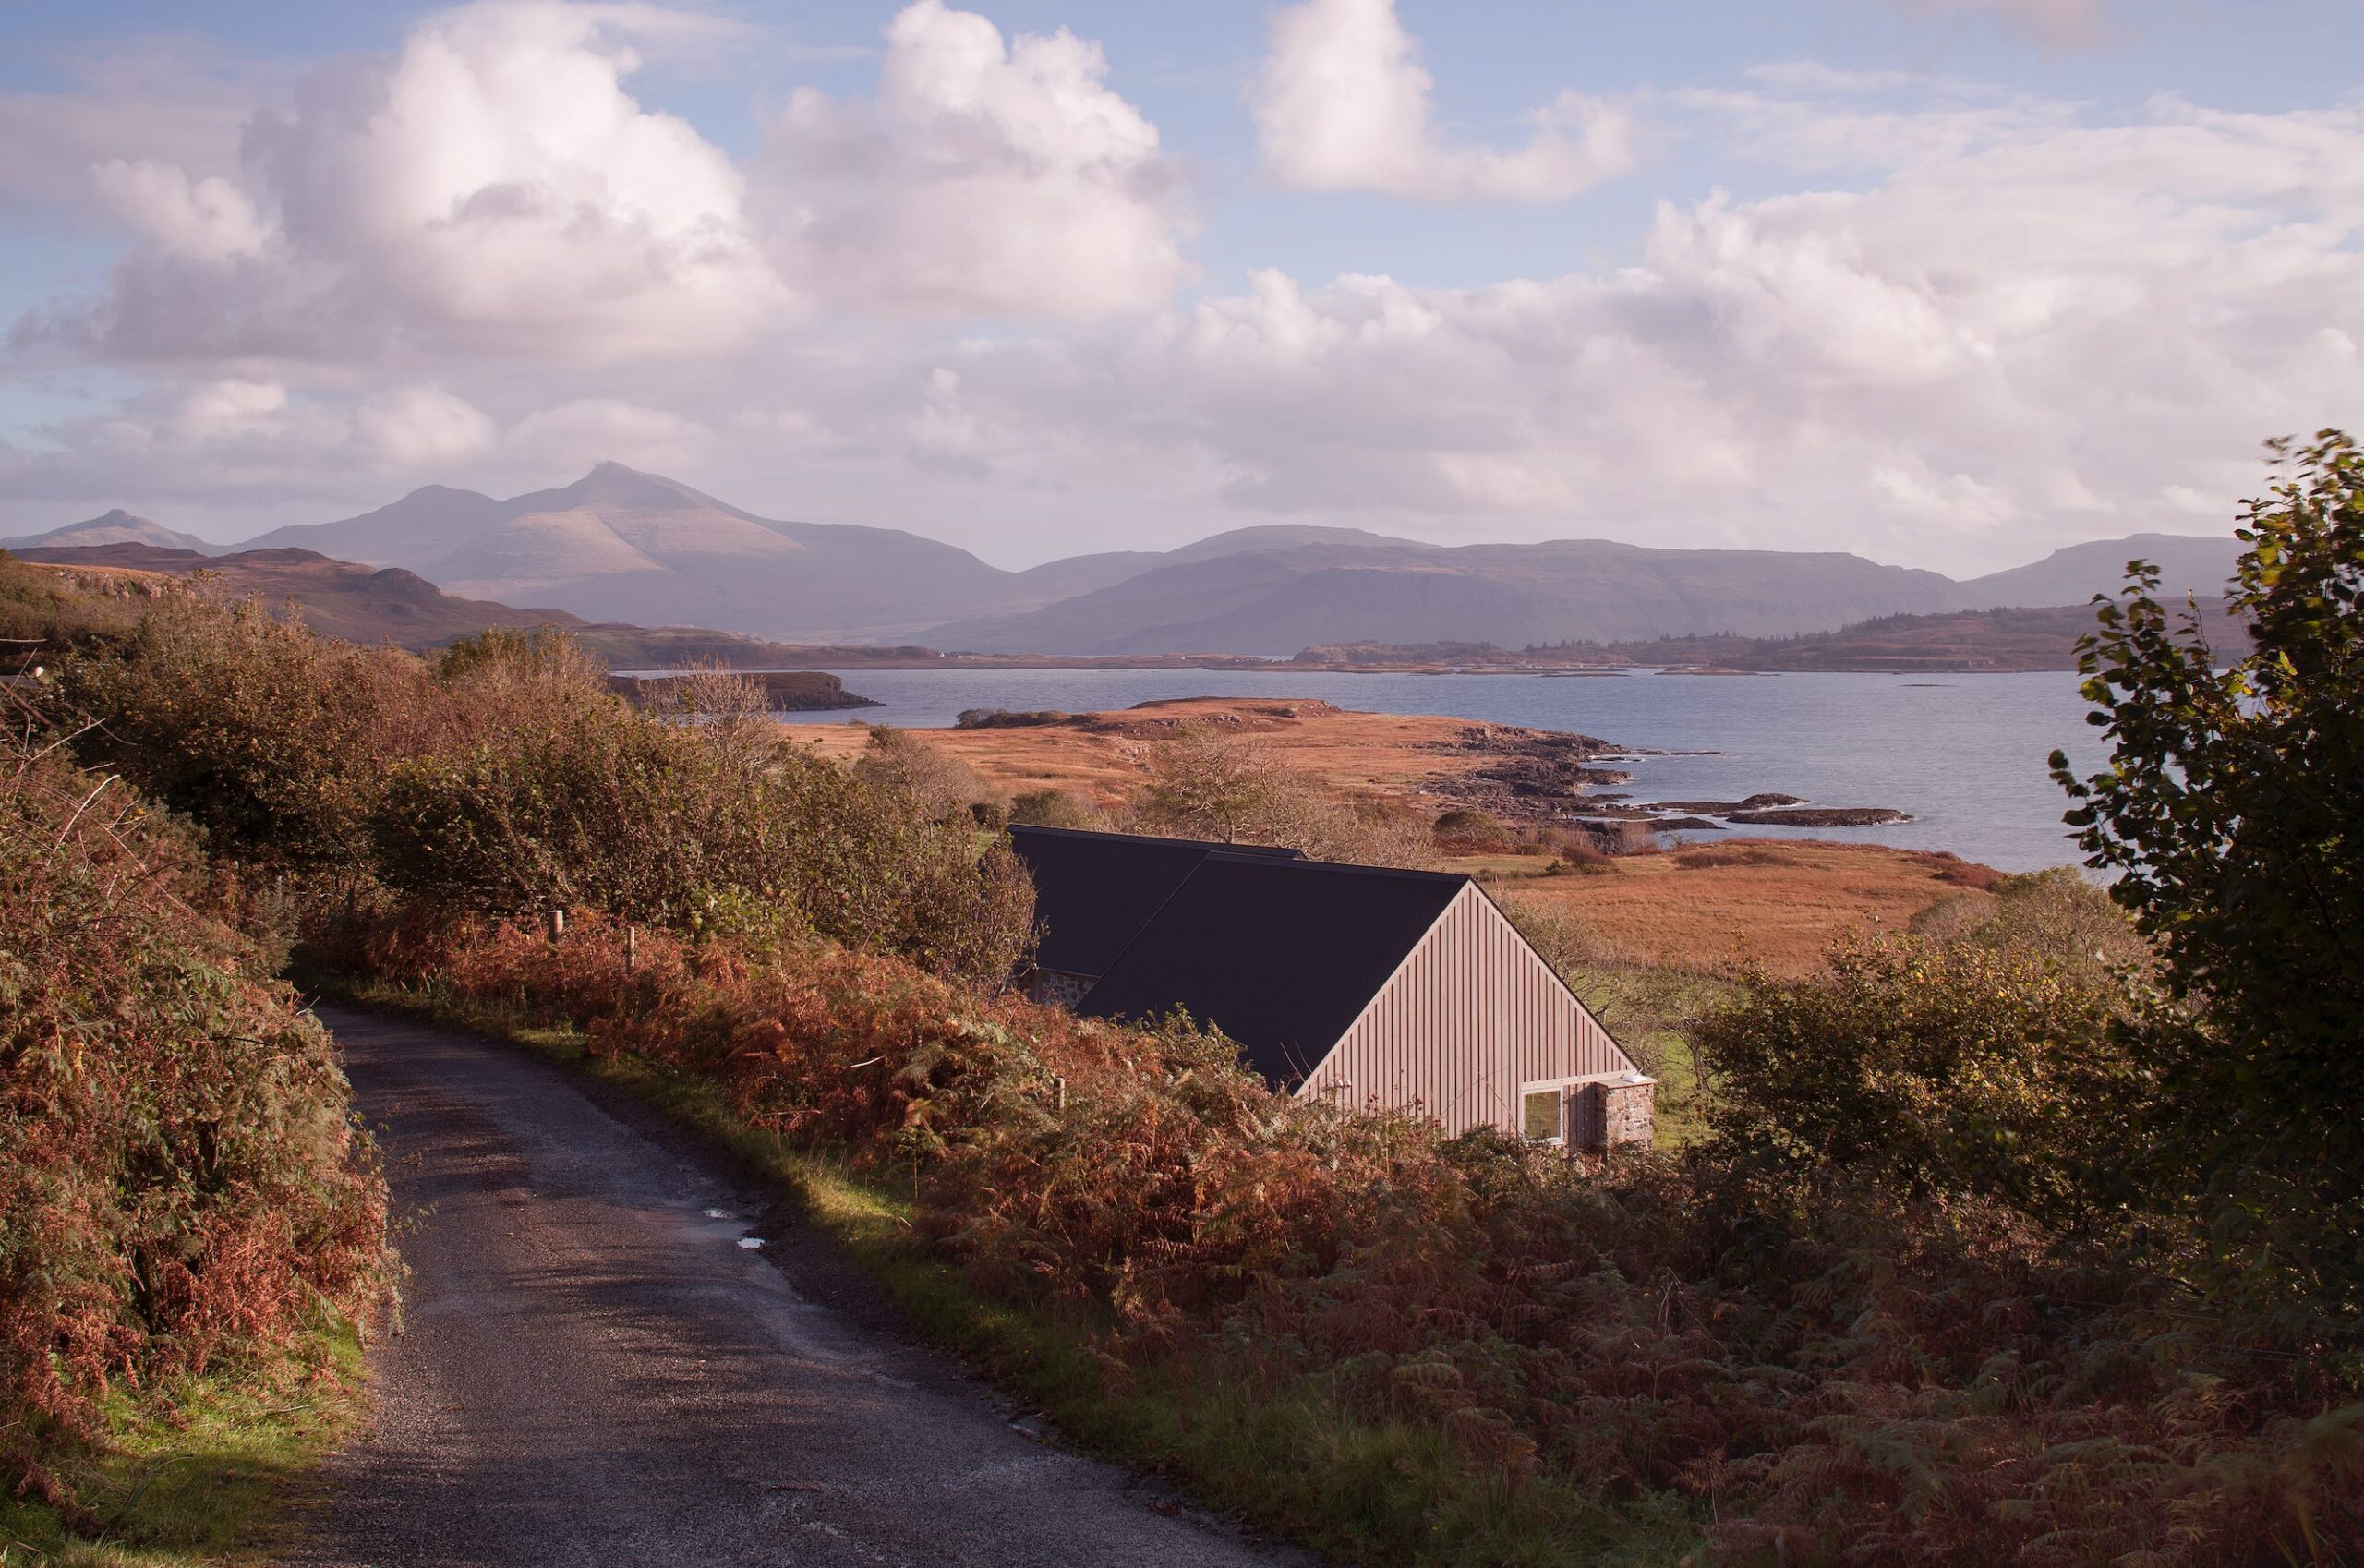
1008 825 1300 978
1077 855 1469 1087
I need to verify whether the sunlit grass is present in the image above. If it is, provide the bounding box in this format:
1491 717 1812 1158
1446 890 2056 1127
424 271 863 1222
0 1322 367 1568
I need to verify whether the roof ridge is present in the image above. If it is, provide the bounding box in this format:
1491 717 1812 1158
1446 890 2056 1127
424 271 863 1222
1201 851 1470 886
1008 823 1300 857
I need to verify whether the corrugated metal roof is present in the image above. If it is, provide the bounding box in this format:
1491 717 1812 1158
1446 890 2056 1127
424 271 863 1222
1076 854 1469 1088
1007 825 1301 979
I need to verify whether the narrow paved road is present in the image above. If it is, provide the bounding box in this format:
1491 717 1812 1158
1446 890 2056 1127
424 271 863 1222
290 1006 1290 1568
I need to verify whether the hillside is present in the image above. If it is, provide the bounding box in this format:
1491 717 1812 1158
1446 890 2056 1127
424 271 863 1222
18 543 587 647
923 539 1975 654
14 543 880 675
3 508 219 554
1962 531 2239 608
1609 600 2250 672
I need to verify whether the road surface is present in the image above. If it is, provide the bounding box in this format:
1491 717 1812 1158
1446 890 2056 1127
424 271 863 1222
287 1005 1289 1568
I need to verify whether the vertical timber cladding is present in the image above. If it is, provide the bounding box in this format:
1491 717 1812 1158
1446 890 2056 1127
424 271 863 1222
1300 885 1632 1136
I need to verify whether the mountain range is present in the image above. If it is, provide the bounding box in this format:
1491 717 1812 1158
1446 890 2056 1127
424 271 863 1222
4 465 2248 653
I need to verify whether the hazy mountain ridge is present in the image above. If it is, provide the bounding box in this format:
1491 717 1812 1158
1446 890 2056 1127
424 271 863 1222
922 539 1978 654
18 464 2245 652
242 463 1019 639
4 509 220 555
1960 532 2245 609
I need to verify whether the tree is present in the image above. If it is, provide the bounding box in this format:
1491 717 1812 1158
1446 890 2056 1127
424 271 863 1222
1135 726 1286 844
2053 429 2364 1311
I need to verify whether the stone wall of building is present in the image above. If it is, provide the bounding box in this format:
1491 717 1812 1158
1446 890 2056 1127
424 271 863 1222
1571 1075 1656 1153
1025 970 1094 1008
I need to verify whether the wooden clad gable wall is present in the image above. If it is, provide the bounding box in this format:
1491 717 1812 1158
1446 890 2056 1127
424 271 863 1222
1297 885 1634 1137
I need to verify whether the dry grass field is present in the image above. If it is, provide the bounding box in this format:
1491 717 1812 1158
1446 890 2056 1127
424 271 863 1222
1478 839 2001 979
782 695 1570 814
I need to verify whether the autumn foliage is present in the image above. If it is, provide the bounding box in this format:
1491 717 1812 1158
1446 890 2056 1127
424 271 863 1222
0 721 390 1519
337 908 2364 1565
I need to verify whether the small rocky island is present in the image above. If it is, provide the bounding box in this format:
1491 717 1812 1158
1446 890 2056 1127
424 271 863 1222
608 670 881 712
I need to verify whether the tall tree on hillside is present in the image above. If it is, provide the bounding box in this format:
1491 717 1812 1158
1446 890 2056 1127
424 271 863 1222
2054 429 2363 1315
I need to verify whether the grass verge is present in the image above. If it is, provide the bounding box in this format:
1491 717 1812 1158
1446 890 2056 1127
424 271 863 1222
0 1323 367 1568
314 972 1701 1568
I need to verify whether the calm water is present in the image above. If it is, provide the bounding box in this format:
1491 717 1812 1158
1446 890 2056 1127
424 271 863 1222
809 667 2107 874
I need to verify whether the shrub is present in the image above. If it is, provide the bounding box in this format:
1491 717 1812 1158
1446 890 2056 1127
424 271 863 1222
1695 934 2143 1233
1557 838 1616 874
1133 726 1431 866
1008 787 1106 830
1671 846 1780 871
369 698 1033 981
1430 806 1511 851
955 708 1070 729
0 722 390 1516
853 724 994 819
54 594 436 874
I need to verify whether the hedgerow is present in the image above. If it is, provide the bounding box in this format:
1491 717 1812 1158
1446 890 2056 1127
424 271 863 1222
0 721 391 1523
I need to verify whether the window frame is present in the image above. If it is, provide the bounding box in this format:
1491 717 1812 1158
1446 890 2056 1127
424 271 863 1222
1519 1080 1571 1144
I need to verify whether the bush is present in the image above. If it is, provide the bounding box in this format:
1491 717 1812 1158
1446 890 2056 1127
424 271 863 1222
369 696 1033 981
853 724 994 819
1695 934 2143 1233
54 594 436 874
1009 787 1106 830
0 723 390 1516
1556 838 1616 874
1671 845 1780 870
1430 806 1512 851
955 708 1070 729
1133 726 1431 866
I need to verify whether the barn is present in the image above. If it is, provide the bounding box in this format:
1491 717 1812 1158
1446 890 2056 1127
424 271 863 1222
1009 825 1654 1152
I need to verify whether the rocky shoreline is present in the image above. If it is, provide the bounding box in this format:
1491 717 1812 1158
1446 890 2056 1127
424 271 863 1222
1425 724 1911 833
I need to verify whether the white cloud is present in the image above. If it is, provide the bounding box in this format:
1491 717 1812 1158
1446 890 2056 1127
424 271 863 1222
91 160 271 262
354 384 497 467
757 0 1191 318
21 2 788 364
1250 0 1634 203
912 84 2364 567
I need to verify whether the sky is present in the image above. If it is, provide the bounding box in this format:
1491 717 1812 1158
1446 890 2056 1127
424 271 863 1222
0 0 2357 573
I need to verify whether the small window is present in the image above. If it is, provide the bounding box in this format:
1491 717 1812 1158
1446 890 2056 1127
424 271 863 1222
1522 1089 1562 1141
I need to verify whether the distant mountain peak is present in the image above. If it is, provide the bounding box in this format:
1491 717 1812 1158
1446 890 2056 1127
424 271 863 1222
3 509 219 555
547 460 709 512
